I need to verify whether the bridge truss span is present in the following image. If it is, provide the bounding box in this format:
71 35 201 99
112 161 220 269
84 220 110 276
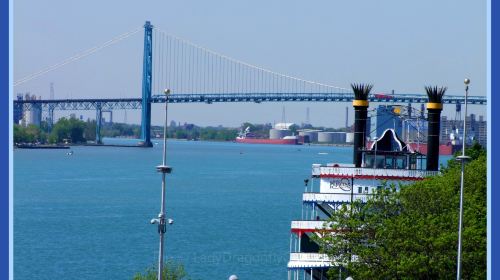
15 92 487 112
16 98 143 111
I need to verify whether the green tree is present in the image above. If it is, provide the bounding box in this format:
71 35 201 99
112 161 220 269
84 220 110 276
316 147 486 279
241 122 255 132
133 261 189 280
13 124 46 144
289 124 299 134
14 125 28 143
49 117 87 144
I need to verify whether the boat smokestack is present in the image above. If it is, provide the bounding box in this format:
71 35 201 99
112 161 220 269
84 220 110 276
351 83 372 167
425 86 446 171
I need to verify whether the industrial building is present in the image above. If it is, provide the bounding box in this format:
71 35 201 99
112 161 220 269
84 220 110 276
374 105 403 138
369 104 487 148
401 118 427 143
440 114 487 147
20 94 42 127
13 94 24 125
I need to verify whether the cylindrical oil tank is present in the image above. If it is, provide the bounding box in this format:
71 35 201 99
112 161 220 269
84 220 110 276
298 130 320 143
269 129 292 139
318 132 347 144
346 132 354 143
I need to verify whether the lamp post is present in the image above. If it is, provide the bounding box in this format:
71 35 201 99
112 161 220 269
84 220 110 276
151 89 172 280
372 137 378 189
456 79 471 280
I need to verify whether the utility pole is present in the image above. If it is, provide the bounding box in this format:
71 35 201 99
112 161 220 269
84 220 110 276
456 79 471 280
151 89 173 280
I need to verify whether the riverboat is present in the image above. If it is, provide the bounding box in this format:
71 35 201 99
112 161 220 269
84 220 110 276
287 87 444 279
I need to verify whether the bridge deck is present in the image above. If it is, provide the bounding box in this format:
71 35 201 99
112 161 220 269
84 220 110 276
14 93 486 110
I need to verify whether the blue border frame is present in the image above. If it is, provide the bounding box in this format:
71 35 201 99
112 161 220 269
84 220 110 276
2 1 496 280
490 0 497 279
2 0 10 278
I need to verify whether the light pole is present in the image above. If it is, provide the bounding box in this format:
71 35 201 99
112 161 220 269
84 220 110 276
372 137 378 189
151 89 172 280
456 79 471 280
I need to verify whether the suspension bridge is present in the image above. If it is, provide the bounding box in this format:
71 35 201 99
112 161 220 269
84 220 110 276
13 21 487 147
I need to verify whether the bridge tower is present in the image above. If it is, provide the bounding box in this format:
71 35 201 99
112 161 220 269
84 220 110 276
139 21 153 147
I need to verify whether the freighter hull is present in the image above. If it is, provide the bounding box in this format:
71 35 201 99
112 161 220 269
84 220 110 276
235 138 298 145
405 142 461 156
366 141 460 155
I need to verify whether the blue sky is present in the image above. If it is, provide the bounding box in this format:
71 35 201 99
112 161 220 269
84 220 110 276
14 0 486 127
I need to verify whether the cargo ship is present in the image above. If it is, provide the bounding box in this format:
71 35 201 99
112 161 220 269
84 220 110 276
406 142 460 156
235 127 299 145
286 85 445 279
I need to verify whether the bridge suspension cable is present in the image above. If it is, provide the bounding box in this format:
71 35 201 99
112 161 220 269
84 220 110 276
14 27 142 87
151 28 351 96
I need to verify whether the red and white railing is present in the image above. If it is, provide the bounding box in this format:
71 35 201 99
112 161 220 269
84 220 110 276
288 253 336 268
303 192 370 203
291 220 332 232
312 166 438 180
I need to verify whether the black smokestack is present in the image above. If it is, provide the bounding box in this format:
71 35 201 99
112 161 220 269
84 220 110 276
352 83 373 167
425 86 446 171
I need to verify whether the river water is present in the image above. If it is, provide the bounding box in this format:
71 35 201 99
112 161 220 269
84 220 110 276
14 139 451 279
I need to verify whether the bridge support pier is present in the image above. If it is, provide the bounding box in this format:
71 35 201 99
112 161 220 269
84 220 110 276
139 21 153 147
48 106 54 132
96 105 102 144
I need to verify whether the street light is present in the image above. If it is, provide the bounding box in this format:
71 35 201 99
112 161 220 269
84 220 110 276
456 79 471 280
372 137 378 189
153 88 173 280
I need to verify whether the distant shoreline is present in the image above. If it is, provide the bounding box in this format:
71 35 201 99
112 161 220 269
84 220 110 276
15 138 355 148
15 144 70 149
151 138 354 147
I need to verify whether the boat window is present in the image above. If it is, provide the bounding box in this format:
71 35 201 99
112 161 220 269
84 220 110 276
385 157 394 169
396 157 406 169
364 186 369 193
364 154 374 168
410 156 417 170
375 156 385 168
358 187 362 194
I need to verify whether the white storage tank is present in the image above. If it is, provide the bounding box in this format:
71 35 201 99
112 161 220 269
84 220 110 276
318 132 347 144
269 129 292 139
298 130 321 143
346 132 354 143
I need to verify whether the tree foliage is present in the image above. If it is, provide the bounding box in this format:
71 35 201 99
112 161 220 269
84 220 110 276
102 122 140 138
14 124 46 144
165 125 238 141
48 117 87 144
316 145 486 279
132 261 189 280
14 119 353 144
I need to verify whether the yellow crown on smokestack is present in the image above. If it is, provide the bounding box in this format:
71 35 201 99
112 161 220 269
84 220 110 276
351 83 373 167
425 85 447 171
425 86 446 110
351 83 372 107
